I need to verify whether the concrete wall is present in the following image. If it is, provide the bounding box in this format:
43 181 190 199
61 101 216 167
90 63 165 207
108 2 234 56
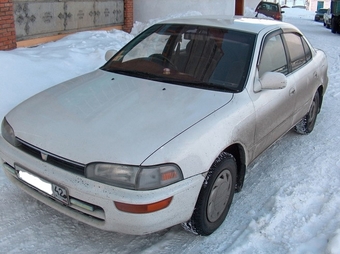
1 0 133 49
13 0 125 41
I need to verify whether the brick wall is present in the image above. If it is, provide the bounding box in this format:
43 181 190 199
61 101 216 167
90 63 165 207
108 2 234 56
0 0 16 50
123 0 133 33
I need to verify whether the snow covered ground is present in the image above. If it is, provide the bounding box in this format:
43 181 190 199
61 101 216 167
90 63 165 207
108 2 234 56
0 8 340 254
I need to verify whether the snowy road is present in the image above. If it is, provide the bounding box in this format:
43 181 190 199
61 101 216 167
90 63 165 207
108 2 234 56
0 10 340 253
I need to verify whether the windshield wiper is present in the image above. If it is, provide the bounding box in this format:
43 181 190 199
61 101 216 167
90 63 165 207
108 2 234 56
104 68 237 92
108 69 174 83
110 69 157 79
173 80 237 92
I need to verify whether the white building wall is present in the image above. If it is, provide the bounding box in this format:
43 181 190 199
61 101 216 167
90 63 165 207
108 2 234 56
133 0 235 22
245 0 262 9
133 0 331 23
309 0 331 10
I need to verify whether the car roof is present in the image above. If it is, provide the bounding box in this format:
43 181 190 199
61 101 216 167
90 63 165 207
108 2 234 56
159 16 299 34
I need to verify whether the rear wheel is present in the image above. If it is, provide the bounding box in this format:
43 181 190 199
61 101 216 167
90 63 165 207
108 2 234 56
294 90 320 135
182 152 236 236
331 16 340 34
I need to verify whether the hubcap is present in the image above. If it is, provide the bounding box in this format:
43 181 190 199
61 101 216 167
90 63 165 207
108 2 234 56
207 170 232 222
308 95 318 126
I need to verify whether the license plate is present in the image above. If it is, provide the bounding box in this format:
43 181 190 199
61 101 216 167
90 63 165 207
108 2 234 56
16 166 69 204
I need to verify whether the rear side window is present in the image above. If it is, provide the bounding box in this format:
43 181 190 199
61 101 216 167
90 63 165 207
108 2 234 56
283 33 311 71
301 37 312 61
259 34 288 77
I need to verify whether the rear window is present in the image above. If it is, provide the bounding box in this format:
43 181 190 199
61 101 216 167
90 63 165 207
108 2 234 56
317 9 328 13
256 3 279 11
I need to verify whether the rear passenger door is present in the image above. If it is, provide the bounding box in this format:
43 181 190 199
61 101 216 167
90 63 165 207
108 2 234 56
282 32 317 124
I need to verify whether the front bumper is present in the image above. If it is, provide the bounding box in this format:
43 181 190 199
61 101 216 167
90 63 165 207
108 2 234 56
0 136 204 235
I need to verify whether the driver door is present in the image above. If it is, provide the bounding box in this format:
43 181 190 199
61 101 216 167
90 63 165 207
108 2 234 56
252 32 297 158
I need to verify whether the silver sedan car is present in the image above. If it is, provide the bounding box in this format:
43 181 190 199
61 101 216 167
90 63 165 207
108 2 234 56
0 16 328 236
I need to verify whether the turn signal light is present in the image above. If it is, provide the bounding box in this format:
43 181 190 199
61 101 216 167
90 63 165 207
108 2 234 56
114 197 173 213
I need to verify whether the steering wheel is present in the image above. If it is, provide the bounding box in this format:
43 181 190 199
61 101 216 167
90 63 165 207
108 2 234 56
149 54 178 70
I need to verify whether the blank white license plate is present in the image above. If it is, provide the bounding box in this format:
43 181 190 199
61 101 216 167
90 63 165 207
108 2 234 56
16 166 68 204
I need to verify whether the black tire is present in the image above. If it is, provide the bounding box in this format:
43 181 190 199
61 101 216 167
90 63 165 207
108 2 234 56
183 152 236 236
331 16 340 34
294 90 320 135
331 17 336 33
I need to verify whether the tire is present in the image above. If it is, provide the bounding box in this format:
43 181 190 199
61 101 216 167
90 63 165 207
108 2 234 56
182 152 236 236
331 17 336 33
331 16 340 34
294 90 320 135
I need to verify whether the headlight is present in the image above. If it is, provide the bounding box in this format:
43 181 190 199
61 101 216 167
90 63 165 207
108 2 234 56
1 117 20 147
85 163 183 190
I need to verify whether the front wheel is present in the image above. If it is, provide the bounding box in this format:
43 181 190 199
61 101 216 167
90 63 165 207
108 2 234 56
182 152 236 236
294 90 320 135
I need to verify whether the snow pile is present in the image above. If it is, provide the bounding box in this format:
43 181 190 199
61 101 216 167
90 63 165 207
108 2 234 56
327 229 340 253
0 29 133 119
244 6 269 19
244 5 315 20
283 7 315 19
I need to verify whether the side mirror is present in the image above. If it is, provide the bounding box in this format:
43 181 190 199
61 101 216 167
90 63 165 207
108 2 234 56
105 49 118 61
254 72 287 92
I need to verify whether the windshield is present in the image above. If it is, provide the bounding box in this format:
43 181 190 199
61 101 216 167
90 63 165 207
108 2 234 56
101 24 256 92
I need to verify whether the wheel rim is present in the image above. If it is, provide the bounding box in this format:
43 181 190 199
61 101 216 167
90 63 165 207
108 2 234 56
307 94 319 127
206 169 232 223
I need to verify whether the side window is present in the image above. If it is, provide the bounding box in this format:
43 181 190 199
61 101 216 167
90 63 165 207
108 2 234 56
283 33 308 71
301 37 312 61
259 34 288 77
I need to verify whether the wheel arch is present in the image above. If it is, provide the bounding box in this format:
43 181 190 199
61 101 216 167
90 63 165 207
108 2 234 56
223 143 246 192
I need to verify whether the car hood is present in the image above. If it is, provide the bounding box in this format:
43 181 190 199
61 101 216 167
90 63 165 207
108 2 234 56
6 70 233 165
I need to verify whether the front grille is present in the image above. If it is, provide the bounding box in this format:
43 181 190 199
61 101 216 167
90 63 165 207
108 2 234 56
17 138 85 175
